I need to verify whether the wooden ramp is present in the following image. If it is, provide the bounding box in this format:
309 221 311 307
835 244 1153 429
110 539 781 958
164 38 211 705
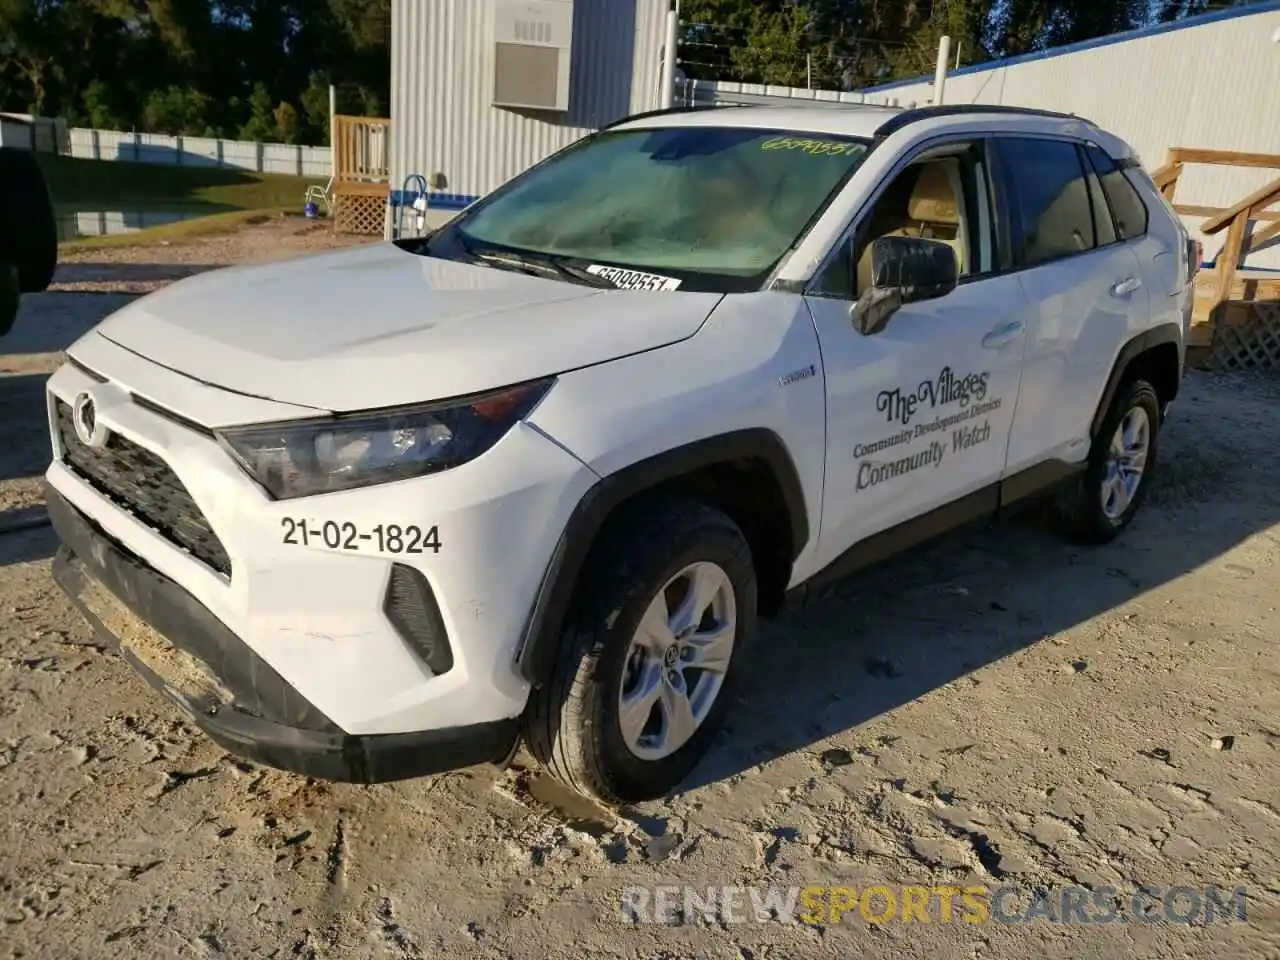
1154 148 1280 369
331 114 391 236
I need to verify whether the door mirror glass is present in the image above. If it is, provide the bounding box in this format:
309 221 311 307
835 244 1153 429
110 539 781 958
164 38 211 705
850 235 959 335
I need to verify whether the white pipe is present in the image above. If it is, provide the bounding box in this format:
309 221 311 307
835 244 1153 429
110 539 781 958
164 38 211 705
660 8 679 108
328 84 337 180
933 35 951 106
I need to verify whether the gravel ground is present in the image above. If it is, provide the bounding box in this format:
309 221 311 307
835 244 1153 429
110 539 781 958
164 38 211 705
1 223 1278 959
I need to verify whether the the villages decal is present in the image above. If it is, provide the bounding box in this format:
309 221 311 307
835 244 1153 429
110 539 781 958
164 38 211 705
876 365 992 427
853 365 1004 493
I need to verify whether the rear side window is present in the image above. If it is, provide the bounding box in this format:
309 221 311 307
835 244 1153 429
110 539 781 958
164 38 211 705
997 137 1096 267
1082 153 1119 247
1084 143 1149 240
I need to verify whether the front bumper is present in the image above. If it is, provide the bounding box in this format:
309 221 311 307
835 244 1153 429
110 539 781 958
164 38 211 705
47 488 520 782
44 345 599 735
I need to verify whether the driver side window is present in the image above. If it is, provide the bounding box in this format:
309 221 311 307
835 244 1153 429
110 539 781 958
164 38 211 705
811 139 998 301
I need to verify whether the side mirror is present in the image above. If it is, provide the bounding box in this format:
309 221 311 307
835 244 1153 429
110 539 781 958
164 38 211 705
850 235 958 335
0 147 58 337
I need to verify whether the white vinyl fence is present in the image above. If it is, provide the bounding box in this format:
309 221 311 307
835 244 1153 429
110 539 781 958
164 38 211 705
67 127 332 177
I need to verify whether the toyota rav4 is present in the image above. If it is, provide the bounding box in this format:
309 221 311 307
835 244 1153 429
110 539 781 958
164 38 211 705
44 103 1196 804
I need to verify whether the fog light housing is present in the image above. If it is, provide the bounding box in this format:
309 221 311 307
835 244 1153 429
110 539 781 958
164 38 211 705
383 564 454 675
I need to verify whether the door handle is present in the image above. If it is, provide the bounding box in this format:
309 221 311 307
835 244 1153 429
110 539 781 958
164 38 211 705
1110 276 1142 297
981 319 1024 349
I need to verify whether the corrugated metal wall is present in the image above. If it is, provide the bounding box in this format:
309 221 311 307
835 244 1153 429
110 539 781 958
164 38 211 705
867 6 1280 209
391 0 669 208
681 3 1280 269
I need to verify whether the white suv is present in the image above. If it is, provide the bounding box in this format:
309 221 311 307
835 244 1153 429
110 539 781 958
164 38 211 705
44 103 1195 804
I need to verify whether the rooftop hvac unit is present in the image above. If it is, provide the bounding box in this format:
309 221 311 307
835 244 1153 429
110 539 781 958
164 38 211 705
492 0 575 112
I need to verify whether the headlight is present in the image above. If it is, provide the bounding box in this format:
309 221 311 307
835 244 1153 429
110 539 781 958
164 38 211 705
218 378 554 499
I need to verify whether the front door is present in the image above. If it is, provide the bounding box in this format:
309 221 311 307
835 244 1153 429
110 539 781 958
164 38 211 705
802 139 1031 572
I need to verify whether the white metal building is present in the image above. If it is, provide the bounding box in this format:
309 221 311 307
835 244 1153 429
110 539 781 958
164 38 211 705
681 0 1280 270
390 0 1280 268
390 0 671 210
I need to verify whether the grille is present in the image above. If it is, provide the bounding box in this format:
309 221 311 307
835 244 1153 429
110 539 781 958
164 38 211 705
54 399 232 577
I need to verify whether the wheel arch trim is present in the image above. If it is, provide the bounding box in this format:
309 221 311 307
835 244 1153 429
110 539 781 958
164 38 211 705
1089 322 1183 440
514 428 810 687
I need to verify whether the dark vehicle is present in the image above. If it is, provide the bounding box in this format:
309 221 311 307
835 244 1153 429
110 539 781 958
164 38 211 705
0 146 58 334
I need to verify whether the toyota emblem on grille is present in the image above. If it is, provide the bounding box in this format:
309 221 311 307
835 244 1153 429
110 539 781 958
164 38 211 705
72 391 109 449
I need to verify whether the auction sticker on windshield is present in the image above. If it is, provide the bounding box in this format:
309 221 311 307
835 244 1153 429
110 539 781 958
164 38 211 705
586 265 683 291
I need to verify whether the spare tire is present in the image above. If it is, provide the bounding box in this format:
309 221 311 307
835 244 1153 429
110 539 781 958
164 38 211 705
0 147 58 293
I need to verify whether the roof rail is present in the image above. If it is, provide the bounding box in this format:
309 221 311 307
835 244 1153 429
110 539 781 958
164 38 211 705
873 103 1093 138
600 102 747 131
703 96 901 113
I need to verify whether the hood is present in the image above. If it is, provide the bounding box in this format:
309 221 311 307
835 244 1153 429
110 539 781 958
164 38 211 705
88 244 722 412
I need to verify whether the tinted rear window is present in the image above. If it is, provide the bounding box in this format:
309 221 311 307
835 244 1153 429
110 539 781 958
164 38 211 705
1084 143 1149 240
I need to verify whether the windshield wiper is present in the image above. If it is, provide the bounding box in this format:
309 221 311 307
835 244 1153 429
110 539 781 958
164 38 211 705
455 234 616 289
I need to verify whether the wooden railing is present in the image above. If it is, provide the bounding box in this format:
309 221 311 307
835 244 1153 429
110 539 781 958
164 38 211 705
333 113 391 188
330 114 392 235
1155 148 1280 310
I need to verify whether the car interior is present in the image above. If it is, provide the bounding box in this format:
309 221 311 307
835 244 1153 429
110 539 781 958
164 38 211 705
854 158 971 295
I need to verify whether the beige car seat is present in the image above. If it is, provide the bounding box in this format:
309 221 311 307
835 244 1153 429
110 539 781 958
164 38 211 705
856 161 967 294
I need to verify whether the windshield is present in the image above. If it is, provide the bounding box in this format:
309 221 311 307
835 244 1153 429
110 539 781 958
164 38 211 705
422 126 872 293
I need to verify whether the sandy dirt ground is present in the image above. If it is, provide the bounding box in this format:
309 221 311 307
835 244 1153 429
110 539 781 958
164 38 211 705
1 220 1278 959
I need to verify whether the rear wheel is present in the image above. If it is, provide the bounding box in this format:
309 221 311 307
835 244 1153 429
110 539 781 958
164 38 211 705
1050 379 1161 544
524 497 756 804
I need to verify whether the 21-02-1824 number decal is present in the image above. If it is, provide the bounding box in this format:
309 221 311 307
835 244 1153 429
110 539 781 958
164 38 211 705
280 518 441 555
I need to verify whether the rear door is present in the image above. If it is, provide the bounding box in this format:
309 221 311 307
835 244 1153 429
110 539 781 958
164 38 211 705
1083 142 1192 358
993 135 1150 475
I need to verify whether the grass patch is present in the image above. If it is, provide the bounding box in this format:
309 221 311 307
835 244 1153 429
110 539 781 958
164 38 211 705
58 208 294 251
39 154 322 210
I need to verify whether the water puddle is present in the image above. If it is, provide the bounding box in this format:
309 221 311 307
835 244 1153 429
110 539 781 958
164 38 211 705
55 204 212 242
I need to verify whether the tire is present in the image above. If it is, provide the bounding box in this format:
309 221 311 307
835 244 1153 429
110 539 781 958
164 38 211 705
524 496 757 804
1049 378 1161 544
0 147 58 294
0 262 17 338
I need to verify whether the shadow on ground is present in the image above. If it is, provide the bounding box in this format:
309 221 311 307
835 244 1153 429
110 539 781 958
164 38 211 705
51 263 222 287
0 374 54 482
3 292 137 358
679 370 1280 792
0 507 55 567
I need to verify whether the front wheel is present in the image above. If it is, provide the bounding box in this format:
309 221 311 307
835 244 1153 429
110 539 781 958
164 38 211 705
1049 378 1161 544
524 498 757 804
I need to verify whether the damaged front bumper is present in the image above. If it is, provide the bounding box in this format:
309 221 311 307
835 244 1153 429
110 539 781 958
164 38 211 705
46 488 521 783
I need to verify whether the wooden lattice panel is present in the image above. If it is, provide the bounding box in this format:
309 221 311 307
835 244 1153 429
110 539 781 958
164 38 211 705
334 193 386 236
1206 302 1280 371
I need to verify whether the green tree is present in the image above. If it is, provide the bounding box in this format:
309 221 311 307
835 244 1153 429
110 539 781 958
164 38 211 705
0 0 64 114
273 101 300 143
143 85 213 134
239 81 275 141
300 72 333 143
81 79 119 129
